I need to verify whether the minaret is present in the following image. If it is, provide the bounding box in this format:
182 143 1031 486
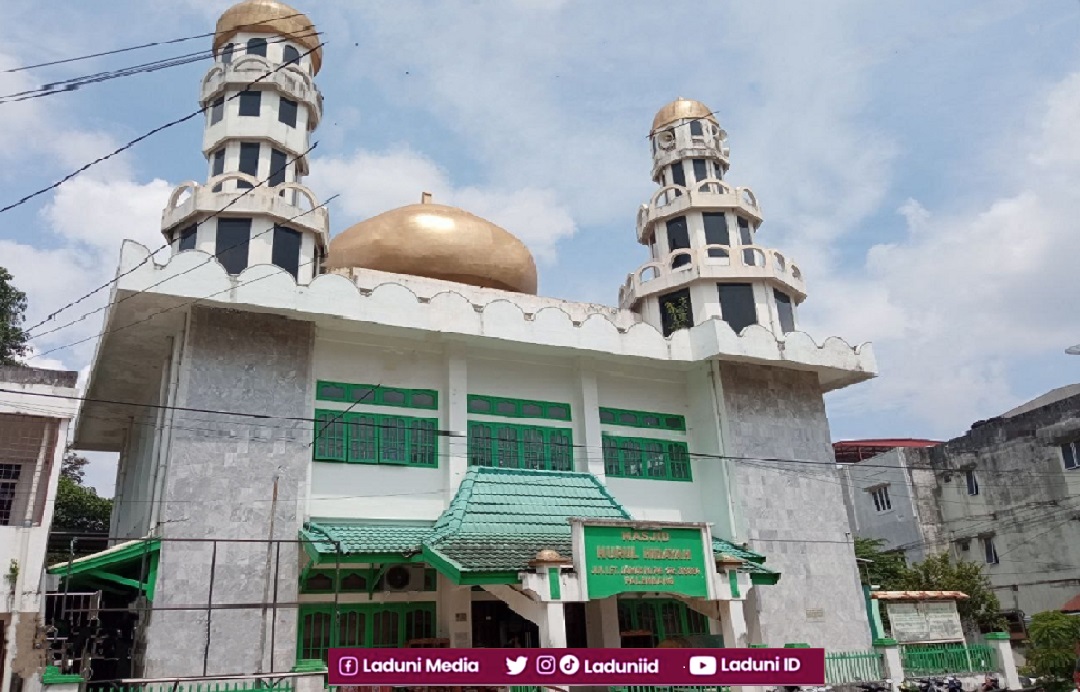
160 0 329 284
620 98 806 338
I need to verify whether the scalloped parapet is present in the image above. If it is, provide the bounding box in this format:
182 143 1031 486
112 240 877 392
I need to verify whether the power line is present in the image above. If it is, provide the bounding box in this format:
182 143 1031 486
0 31 322 106
0 38 325 217
2 13 307 74
27 141 323 344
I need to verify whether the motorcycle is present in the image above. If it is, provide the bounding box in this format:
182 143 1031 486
979 675 1001 692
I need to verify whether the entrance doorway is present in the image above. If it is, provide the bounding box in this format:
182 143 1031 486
471 601 588 648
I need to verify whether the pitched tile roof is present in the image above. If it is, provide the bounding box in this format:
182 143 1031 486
302 467 779 584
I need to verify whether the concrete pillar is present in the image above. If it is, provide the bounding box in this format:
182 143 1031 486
438 578 473 648
874 639 903 692
586 598 621 648
538 602 567 648
720 599 749 648
446 349 469 501
984 632 1020 690
577 365 605 478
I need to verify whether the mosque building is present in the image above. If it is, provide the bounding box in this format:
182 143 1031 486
54 0 878 679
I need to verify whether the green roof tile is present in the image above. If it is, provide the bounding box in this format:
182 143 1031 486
303 468 778 585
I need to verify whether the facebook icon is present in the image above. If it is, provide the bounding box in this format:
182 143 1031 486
338 657 359 676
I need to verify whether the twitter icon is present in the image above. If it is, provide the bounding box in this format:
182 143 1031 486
506 656 528 676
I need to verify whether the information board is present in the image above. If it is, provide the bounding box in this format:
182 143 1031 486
582 523 709 599
886 601 965 643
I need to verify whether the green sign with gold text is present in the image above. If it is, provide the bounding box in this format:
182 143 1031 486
582 524 709 599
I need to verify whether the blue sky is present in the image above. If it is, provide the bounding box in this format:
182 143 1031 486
2 0 1080 494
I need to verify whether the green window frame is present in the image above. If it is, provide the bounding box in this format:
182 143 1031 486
617 598 709 645
316 380 439 410
602 434 692 481
599 406 686 432
314 410 438 467
467 421 573 471
467 394 572 422
297 602 436 662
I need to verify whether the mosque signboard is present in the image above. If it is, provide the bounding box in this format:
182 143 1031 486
573 519 711 599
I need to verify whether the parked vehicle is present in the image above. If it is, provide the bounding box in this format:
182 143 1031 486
858 681 893 692
944 676 963 692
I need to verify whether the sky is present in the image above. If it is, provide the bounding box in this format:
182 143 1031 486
2 0 1080 495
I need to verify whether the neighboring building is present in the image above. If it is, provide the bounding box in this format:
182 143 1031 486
52 0 880 681
834 438 941 464
839 386 1080 620
927 386 1080 618
0 366 79 692
840 446 946 565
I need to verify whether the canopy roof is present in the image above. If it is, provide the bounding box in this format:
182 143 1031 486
303 467 779 586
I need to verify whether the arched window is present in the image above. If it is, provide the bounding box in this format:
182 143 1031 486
247 37 268 58
221 43 234 64
283 45 300 65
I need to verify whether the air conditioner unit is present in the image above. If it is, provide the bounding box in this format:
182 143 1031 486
383 565 426 593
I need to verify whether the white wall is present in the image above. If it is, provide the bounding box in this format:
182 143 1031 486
308 334 448 520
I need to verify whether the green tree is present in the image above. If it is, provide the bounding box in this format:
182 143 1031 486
48 453 112 563
897 552 1005 632
0 266 30 365
854 537 908 588
1021 611 1080 692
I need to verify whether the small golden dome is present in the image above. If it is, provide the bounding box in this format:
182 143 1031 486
326 194 539 295
651 97 717 134
214 0 323 75
535 549 562 562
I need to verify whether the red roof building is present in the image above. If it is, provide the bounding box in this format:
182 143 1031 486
833 438 941 464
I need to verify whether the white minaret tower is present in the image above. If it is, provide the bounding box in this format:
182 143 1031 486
620 98 807 338
160 0 328 284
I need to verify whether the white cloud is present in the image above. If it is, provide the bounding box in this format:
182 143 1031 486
813 68 1080 434
309 147 576 262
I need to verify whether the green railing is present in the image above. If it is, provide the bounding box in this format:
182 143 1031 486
89 682 292 692
825 649 887 684
901 643 997 676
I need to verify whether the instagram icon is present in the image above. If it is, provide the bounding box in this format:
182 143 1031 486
535 655 557 675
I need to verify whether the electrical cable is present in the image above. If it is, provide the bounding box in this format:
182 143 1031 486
27 141 323 344
2 12 308 74
0 31 322 105
0 38 325 217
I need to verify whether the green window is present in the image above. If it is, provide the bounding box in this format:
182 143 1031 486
599 406 686 432
467 421 573 471
298 602 436 662
617 598 709 646
314 410 438 467
316 380 439 410
467 394 572 421
602 434 691 481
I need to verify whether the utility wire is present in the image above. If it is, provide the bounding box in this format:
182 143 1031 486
0 38 325 216
28 140 323 344
0 31 321 105
22 76 325 336
3 13 307 74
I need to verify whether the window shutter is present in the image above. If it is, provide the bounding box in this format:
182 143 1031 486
314 411 347 461
381 417 408 464
468 423 493 466
602 437 620 476
409 419 437 467
347 413 378 464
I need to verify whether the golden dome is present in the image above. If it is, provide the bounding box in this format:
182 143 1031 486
214 0 323 75
651 97 717 134
326 194 538 295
